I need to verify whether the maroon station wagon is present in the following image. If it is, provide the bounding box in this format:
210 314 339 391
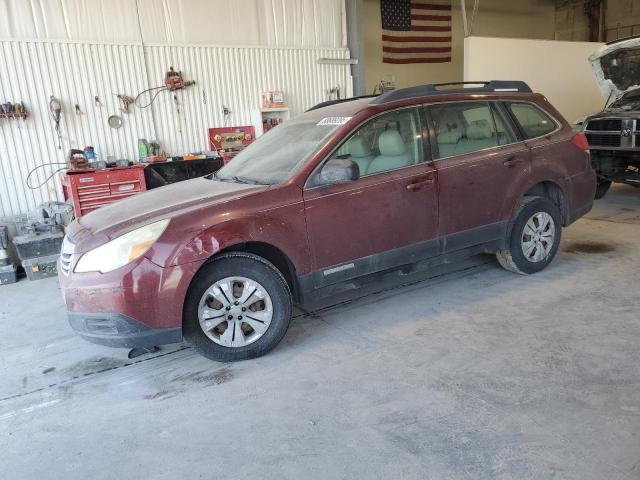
58 81 596 361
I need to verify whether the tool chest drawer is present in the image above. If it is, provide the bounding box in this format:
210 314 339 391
61 165 146 218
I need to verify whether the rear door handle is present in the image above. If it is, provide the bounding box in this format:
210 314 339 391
503 157 526 168
406 177 435 191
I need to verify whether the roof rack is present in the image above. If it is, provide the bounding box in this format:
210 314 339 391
306 95 378 112
369 81 532 105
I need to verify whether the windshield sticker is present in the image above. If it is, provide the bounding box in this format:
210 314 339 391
317 116 352 126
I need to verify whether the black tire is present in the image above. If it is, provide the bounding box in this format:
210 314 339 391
496 196 562 275
594 177 612 199
183 252 292 362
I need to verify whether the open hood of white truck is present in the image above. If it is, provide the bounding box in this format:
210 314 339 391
590 36 640 101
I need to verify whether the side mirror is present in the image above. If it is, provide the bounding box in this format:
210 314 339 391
318 158 359 185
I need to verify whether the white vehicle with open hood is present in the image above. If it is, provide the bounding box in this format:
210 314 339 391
583 36 640 198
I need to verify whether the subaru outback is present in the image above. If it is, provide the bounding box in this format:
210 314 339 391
58 81 596 361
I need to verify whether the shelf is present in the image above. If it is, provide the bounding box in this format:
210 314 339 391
251 107 291 138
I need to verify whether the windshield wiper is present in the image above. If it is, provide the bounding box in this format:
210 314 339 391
215 174 270 185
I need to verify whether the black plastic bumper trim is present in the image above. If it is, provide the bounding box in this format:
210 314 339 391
67 312 182 349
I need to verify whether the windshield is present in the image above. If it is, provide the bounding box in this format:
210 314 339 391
214 117 343 185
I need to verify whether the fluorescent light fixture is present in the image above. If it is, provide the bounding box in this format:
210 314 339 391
318 58 359 65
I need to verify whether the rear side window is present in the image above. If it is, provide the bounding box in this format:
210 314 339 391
428 102 515 159
507 103 557 139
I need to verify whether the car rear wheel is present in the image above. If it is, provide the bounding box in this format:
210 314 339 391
496 196 562 275
183 252 292 362
594 177 612 199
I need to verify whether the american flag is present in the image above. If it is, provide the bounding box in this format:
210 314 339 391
381 0 452 64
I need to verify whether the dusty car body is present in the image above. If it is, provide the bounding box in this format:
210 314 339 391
59 81 596 361
584 36 640 197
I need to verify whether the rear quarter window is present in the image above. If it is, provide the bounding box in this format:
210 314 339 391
507 103 557 139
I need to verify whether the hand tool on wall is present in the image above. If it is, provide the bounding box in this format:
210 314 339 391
49 95 62 149
164 67 196 91
94 96 103 107
326 85 341 101
75 104 84 115
173 94 181 114
115 94 134 114
135 66 196 108
0 101 28 120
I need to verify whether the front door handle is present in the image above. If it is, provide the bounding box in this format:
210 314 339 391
503 157 526 168
406 177 435 191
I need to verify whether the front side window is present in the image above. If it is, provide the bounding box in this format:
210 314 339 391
321 107 423 179
507 102 557 139
429 102 515 159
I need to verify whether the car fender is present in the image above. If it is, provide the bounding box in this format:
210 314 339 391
168 211 310 274
503 176 569 225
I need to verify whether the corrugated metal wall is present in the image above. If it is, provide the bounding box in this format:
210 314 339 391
0 40 352 216
0 40 155 216
145 45 353 155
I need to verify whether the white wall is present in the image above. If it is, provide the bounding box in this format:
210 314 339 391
0 0 351 217
464 36 604 123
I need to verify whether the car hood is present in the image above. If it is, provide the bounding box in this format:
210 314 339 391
67 177 268 249
585 109 640 120
590 36 640 100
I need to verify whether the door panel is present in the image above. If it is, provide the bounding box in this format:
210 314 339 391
428 101 531 241
435 144 530 237
304 163 438 273
302 106 438 285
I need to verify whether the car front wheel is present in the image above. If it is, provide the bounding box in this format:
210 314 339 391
183 252 292 362
496 196 562 275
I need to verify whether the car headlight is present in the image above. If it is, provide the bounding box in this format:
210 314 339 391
74 219 170 273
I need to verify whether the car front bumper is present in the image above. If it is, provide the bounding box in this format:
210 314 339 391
68 311 182 348
59 255 203 349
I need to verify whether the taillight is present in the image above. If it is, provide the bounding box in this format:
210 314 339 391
572 132 590 152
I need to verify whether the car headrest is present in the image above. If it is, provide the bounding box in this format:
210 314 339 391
437 130 462 144
435 113 462 144
348 136 371 158
466 120 492 140
378 130 406 156
435 112 461 132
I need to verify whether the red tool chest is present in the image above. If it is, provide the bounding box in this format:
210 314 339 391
61 165 146 217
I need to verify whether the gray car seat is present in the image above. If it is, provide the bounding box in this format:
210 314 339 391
347 136 374 175
435 110 463 158
454 119 496 155
367 130 413 175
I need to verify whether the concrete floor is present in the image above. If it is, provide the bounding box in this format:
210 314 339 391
1 185 639 480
